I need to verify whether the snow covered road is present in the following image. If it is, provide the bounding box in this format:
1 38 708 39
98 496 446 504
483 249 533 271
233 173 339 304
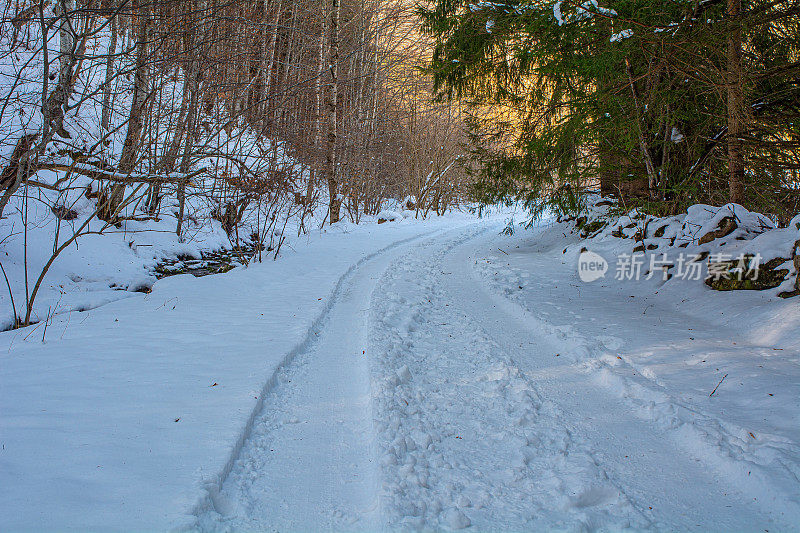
198 221 799 531
0 216 475 531
3 216 798 531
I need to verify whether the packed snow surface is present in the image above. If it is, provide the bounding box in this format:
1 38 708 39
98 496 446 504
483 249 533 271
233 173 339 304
2 211 799 531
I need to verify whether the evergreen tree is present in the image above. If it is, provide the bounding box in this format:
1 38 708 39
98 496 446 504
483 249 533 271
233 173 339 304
420 0 799 221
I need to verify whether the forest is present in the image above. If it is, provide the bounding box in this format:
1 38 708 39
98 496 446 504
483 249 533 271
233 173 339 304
1 1 800 531
421 0 799 223
0 0 475 327
0 0 473 231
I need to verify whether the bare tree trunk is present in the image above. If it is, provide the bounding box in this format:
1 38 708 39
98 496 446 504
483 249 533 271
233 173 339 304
176 14 202 237
596 17 618 197
103 0 150 221
42 0 77 140
58 0 76 114
278 2 296 130
117 2 149 173
324 0 341 224
100 14 118 138
625 58 658 199
727 0 745 204
149 70 190 215
261 0 282 128
310 1 328 203
176 77 199 236
0 0 77 216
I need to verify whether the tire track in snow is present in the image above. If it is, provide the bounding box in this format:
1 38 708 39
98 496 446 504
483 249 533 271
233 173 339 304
188 226 455 529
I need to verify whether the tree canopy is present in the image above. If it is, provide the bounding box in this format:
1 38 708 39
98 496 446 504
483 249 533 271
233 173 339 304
420 0 800 223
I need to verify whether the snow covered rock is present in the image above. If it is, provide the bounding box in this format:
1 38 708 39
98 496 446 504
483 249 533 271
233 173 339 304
704 255 792 292
377 210 404 224
703 212 800 296
567 196 799 297
697 215 737 244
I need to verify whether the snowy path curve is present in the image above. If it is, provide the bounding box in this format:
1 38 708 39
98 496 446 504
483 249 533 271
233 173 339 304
198 221 793 532
369 227 793 531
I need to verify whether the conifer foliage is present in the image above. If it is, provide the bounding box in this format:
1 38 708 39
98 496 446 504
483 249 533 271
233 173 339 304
420 0 800 222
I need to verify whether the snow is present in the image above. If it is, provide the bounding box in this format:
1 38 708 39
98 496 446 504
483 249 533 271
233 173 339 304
552 0 617 28
4 6 797 529
610 29 634 42
575 0 618 21
367 225 648 530
1 10 310 331
554 1 565 26
586 200 789 264
0 211 483 530
2 203 799 530
470 215 800 528
0 171 234 330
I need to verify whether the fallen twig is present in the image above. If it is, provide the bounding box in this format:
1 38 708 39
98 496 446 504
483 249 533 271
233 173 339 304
709 373 728 397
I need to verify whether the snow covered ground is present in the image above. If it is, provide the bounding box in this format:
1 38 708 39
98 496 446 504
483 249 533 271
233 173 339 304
470 219 800 530
2 209 799 531
0 212 482 530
